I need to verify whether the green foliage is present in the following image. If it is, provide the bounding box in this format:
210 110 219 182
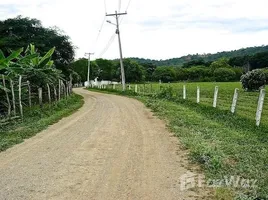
214 68 236 82
155 86 175 100
210 58 232 71
141 62 156 81
153 66 176 82
123 59 144 83
130 45 268 67
261 68 268 82
241 69 266 91
0 16 75 79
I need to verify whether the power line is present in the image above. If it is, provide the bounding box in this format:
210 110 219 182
119 0 133 24
125 0 133 12
118 0 121 12
98 32 116 58
94 16 106 48
104 0 107 13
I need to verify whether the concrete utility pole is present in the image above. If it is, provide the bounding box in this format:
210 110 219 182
106 11 127 91
85 52 94 86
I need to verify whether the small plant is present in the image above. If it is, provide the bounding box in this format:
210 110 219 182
155 86 174 100
240 69 266 91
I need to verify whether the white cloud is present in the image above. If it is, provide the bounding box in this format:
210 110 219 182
1 0 268 60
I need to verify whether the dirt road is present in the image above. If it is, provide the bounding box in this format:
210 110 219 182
0 88 209 200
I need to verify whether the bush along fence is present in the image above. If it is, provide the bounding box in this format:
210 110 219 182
90 83 266 127
0 44 73 126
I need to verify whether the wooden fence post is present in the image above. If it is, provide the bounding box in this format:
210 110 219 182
47 84 51 105
53 86 57 102
2 75 11 117
10 79 16 116
213 86 219 108
113 84 115 90
135 84 138 93
27 81 32 107
183 85 186 100
66 82 69 97
197 86 200 104
19 76 23 120
256 89 266 126
38 87 43 108
231 88 239 114
58 79 61 101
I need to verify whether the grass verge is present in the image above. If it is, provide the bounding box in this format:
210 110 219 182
88 87 268 200
0 94 84 152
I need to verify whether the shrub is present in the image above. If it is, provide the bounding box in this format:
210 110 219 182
214 68 236 82
152 66 176 82
240 69 266 91
155 86 175 100
261 68 268 83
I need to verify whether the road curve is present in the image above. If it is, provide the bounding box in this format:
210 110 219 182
0 88 209 200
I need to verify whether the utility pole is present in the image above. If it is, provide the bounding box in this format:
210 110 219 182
85 52 94 87
106 11 127 91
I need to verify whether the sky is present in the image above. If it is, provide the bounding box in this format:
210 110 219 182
1 0 268 60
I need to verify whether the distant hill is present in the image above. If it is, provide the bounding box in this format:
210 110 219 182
129 45 268 66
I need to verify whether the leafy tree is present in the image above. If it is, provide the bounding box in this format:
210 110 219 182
95 59 117 81
210 58 232 71
141 62 156 81
153 66 176 82
214 68 236 82
118 59 144 83
0 16 75 79
241 69 266 91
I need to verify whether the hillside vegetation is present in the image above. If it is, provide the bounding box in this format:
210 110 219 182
130 45 268 66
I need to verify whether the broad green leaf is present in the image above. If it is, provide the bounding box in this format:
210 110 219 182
30 44 35 55
39 47 55 65
6 48 23 62
39 57 51 68
0 50 5 59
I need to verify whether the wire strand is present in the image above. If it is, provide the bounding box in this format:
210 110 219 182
118 0 121 12
104 0 107 13
125 0 132 12
98 33 116 58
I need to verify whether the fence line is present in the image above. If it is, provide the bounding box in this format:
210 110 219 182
0 76 73 124
96 83 266 127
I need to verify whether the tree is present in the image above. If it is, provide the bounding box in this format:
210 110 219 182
210 58 232 71
0 16 75 79
153 66 176 82
95 59 117 81
140 62 156 81
117 59 144 83
241 69 266 91
214 68 236 82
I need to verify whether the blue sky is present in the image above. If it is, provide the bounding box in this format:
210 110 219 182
1 0 268 60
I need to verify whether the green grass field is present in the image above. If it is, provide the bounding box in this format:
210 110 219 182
109 82 268 127
93 82 268 199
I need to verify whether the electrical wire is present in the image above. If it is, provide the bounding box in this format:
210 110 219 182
104 0 107 13
118 0 121 12
98 33 116 58
125 0 132 12
119 0 133 24
94 16 106 48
